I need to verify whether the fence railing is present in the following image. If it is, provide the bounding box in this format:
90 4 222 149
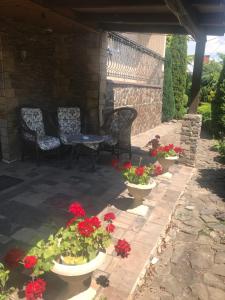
107 32 164 86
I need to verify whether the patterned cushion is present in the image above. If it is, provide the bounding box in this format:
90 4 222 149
57 107 81 139
37 136 61 151
21 108 45 136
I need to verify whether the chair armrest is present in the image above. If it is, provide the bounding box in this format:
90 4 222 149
20 119 37 140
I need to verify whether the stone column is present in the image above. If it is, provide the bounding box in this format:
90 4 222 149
179 114 202 167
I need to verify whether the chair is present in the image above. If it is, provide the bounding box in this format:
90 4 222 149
100 106 137 159
19 107 61 164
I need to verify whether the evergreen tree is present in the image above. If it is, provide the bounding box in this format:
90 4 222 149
169 35 188 119
162 46 175 121
212 58 225 138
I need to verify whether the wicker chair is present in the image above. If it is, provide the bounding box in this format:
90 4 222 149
100 106 137 159
19 107 61 164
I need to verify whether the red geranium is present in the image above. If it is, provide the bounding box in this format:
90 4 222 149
106 223 115 233
4 248 25 269
154 164 163 176
151 149 158 157
115 239 131 258
78 219 95 237
104 212 116 222
25 278 46 300
89 216 101 228
23 256 38 269
122 161 132 170
174 146 183 154
135 166 145 176
66 216 77 227
111 158 119 168
68 202 86 218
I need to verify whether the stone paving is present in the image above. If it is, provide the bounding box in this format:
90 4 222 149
135 133 225 300
0 121 187 299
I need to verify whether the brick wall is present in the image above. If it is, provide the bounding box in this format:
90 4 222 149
105 81 162 135
0 19 107 161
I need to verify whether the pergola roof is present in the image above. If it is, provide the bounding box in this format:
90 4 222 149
0 0 225 38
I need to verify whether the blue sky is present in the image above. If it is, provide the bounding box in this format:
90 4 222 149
188 36 225 60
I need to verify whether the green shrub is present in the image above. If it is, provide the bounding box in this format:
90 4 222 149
213 139 225 160
212 59 225 138
169 35 188 119
197 102 212 132
162 46 175 121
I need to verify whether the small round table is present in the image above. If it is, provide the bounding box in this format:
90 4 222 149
65 134 106 170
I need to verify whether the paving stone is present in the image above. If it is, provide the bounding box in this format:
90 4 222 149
12 227 41 245
200 214 219 224
190 246 214 270
161 274 184 296
208 286 225 300
190 283 209 300
215 251 225 264
203 272 225 291
211 264 225 277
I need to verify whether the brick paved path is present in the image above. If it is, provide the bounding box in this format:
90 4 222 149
135 133 225 300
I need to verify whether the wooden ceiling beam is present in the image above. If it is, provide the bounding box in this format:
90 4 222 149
99 23 187 34
43 0 166 9
76 13 178 24
165 0 203 40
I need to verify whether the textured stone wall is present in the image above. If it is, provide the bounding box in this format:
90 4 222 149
105 80 163 135
0 19 107 161
180 114 202 167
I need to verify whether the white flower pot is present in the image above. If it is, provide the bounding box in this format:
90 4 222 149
125 179 156 206
157 156 178 173
51 252 106 300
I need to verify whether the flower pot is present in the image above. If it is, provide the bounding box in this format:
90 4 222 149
157 156 178 173
125 179 156 207
51 252 106 300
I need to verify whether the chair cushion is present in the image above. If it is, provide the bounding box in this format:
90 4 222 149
21 108 45 136
37 136 61 151
58 107 81 136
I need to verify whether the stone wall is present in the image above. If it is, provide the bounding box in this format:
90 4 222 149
0 18 107 161
105 80 162 135
180 114 202 167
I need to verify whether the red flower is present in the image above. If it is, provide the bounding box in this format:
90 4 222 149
154 164 163 176
135 166 145 176
68 202 86 218
174 146 183 154
111 159 119 168
122 161 132 170
66 217 77 227
168 144 174 150
115 239 131 258
78 219 95 237
25 278 46 300
4 248 25 269
104 212 116 222
23 256 37 269
151 149 158 157
89 216 101 228
106 223 115 233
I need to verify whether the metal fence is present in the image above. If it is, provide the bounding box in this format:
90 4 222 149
107 32 164 86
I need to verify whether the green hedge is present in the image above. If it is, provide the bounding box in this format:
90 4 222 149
197 102 212 132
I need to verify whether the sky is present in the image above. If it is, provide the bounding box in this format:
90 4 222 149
188 35 225 60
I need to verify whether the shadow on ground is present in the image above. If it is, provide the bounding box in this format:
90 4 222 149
196 168 225 199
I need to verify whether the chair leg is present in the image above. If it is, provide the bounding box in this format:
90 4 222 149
36 147 40 166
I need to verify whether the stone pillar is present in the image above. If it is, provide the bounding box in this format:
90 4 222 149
180 114 202 167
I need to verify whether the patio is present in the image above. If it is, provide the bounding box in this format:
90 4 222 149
0 121 194 299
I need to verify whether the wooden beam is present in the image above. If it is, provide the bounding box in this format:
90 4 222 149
188 36 206 114
77 13 178 24
99 23 187 33
165 0 202 40
44 0 165 8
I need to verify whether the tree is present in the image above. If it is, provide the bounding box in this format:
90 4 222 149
169 35 188 119
162 46 175 121
212 58 225 138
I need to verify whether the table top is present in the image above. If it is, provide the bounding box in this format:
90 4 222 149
66 134 106 145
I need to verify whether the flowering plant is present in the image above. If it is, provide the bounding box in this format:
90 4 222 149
151 144 183 158
112 159 155 185
0 263 14 300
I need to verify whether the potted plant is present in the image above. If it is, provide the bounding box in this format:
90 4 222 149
22 202 131 300
150 144 183 173
112 160 157 207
